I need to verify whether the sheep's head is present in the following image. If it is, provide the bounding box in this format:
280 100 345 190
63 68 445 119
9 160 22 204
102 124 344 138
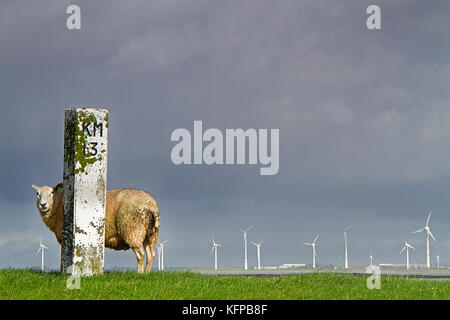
32 184 58 216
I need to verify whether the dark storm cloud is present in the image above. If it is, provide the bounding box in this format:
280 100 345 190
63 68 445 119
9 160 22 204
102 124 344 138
1 0 450 269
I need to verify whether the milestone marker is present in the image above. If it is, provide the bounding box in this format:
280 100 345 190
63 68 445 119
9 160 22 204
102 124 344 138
61 108 108 276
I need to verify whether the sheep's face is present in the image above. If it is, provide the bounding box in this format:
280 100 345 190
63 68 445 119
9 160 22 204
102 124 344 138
32 184 54 214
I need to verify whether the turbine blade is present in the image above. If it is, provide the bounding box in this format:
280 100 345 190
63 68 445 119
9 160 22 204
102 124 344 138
412 228 424 233
344 225 352 232
250 241 257 246
238 227 244 233
313 234 319 243
400 246 406 254
304 243 312 246
426 210 432 227
210 246 214 255
36 247 41 255
405 242 413 248
42 245 49 249
427 229 437 242
246 226 254 232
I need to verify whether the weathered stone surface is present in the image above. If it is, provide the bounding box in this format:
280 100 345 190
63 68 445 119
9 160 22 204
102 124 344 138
61 108 108 276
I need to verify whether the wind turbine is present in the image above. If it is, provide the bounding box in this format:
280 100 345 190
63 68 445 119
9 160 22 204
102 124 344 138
210 236 223 270
36 237 48 272
412 210 436 268
238 226 254 270
369 251 374 267
304 234 319 269
400 240 415 269
251 240 263 270
157 244 162 270
158 240 168 270
437 255 440 269
339 225 352 269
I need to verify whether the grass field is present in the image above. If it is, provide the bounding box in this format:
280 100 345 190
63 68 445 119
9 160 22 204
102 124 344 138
1 269 449 300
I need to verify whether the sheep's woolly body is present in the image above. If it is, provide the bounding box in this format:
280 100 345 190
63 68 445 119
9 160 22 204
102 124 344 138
105 188 160 250
36 183 160 273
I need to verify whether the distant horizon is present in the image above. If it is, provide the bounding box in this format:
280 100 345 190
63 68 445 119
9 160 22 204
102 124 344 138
7 263 450 273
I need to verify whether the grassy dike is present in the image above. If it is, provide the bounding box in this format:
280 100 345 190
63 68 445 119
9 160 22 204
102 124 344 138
0 269 449 300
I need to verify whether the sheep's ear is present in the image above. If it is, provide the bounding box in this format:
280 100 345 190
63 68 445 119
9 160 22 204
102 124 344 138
54 183 63 193
32 184 40 191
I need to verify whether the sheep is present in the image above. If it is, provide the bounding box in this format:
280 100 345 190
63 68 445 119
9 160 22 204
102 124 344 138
32 183 160 273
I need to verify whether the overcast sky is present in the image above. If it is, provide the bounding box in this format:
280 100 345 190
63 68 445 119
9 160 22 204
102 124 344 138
1 0 450 270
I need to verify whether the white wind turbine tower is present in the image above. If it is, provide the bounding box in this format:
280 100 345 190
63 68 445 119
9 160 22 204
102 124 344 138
158 240 168 270
412 210 436 268
238 226 254 270
304 234 319 269
251 240 263 270
369 251 374 267
339 225 352 269
210 236 223 270
36 237 48 272
157 244 162 270
400 240 415 270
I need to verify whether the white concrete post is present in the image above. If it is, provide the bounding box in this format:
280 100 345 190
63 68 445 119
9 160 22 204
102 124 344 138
61 108 108 276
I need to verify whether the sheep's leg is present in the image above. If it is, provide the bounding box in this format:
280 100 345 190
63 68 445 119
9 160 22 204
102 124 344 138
144 242 155 273
144 232 159 273
132 246 145 273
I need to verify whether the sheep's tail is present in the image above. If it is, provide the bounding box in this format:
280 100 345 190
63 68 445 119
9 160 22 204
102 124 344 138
150 208 160 234
144 208 160 249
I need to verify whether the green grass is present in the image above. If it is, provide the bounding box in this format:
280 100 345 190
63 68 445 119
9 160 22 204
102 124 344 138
0 269 449 300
